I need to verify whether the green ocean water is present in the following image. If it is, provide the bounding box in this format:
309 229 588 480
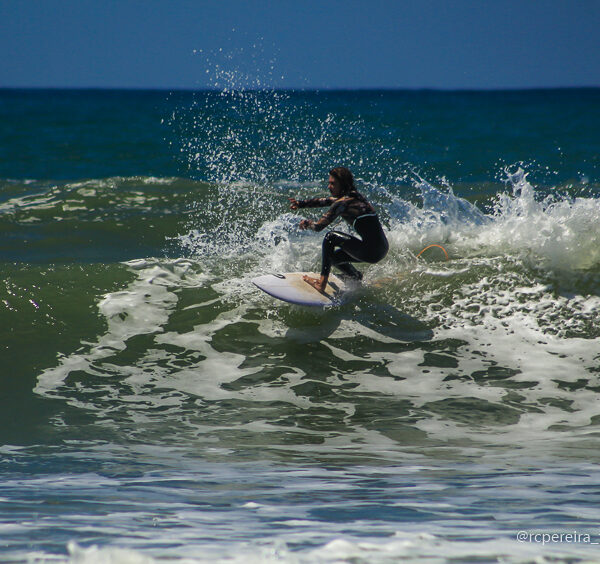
1 88 599 562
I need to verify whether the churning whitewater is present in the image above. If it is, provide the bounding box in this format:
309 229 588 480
0 87 599 563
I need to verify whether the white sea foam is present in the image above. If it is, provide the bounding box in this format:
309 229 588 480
33 517 600 564
34 259 206 398
32 169 599 457
380 170 600 273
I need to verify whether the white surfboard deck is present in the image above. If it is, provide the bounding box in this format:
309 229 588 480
252 272 348 307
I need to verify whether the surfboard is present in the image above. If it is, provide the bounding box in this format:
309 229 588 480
252 272 348 307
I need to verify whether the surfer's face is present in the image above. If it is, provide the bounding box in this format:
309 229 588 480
328 175 343 198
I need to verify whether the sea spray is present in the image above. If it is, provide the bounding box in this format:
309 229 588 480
2 87 600 564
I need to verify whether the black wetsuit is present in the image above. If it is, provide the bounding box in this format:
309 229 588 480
297 191 389 280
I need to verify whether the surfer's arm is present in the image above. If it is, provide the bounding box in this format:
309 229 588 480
308 200 346 232
299 216 330 231
296 197 335 209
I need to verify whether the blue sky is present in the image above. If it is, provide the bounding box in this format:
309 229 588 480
1 0 599 90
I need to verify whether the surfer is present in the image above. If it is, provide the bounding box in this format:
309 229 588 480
289 167 389 293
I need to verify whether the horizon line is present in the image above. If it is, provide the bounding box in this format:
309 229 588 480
1 85 599 94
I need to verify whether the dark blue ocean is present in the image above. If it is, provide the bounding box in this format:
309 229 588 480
1 87 599 563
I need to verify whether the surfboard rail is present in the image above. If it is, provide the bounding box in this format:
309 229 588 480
252 272 347 307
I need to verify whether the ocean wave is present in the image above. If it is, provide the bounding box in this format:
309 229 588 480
0 166 596 454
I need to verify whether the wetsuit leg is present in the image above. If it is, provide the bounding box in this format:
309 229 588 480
321 231 364 280
321 217 389 280
336 261 363 280
347 215 389 265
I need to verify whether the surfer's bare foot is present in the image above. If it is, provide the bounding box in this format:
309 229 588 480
303 275 327 293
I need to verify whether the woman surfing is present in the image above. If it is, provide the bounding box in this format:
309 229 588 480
289 167 389 293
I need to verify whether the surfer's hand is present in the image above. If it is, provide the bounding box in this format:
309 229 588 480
289 198 299 210
299 219 312 230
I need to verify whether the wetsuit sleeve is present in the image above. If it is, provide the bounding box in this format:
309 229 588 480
297 197 335 209
312 200 346 232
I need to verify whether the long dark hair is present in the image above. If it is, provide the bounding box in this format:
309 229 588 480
329 167 355 195
329 167 369 204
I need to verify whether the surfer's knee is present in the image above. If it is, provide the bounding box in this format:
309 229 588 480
322 231 335 248
323 230 352 250
322 231 341 254
323 230 342 244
